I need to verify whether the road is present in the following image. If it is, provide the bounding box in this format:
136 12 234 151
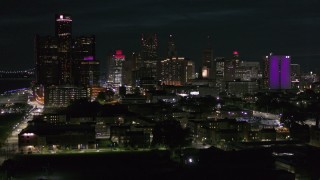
0 113 32 165
0 89 43 165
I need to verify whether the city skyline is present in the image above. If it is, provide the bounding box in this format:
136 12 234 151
1 0 320 72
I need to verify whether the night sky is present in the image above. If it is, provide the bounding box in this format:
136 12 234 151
1 0 320 72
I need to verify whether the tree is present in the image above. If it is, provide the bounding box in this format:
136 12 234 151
152 119 191 149
96 92 107 104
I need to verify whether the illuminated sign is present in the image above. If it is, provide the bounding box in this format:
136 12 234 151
84 56 94 61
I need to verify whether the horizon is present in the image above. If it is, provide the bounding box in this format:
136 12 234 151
1 0 320 72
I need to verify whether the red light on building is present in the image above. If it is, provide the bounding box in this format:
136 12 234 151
114 50 125 59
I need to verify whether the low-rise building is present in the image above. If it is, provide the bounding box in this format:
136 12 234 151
18 121 96 153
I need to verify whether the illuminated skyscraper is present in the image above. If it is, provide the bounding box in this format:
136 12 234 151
35 35 59 85
201 36 214 79
232 51 240 68
159 57 187 86
268 55 291 89
55 14 72 39
36 14 99 107
214 57 225 91
108 50 125 89
186 60 195 81
36 14 98 87
55 14 73 84
140 33 158 77
73 36 99 86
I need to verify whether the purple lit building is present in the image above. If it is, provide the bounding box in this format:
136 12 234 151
268 55 291 89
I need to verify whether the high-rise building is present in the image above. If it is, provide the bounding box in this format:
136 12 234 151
291 64 300 89
73 36 99 86
186 60 195 81
140 33 158 77
55 14 73 85
36 14 98 87
35 35 59 86
55 14 72 39
235 61 260 81
215 57 225 91
159 57 187 86
224 51 240 81
36 14 99 107
224 59 235 81
268 55 291 89
201 36 214 79
167 34 177 58
108 50 125 89
232 51 240 68
132 34 158 88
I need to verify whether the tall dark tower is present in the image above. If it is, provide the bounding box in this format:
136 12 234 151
35 35 59 86
55 14 73 85
35 14 99 107
167 34 177 58
140 33 158 78
201 36 214 79
141 33 158 67
202 36 214 68
232 50 240 68
73 36 99 86
55 14 72 39
36 14 98 87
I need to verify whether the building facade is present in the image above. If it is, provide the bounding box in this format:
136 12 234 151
268 55 291 89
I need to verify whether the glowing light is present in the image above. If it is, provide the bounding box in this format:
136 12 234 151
269 55 291 89
114 50 125 59
190 91 199 95
84 56 94 61
23 133 34 136
233 51 239 55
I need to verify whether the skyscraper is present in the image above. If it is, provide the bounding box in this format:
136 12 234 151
73 36 99 86
140 33 158 77
167 34 177 58
268 55 291 89
55 14 72 39
214 57 225 91
201 36 214 79
35 35 59 86
35 14 99 107
159 57 187 86
107 50 125 89
55 14 73 85
36 14 98 87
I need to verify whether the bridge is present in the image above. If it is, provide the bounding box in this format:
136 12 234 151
0 68 35 80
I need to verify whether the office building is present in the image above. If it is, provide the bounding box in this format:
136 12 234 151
44 85 88 107
140 33 158 78
73 36 99 86
159 57 187 86
36 14 98 87
268 55 291 89
235 61 260 81
186 60 195 81
226 80 259 97
35 14 99 107
215 57 225 91
107 50 126 89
